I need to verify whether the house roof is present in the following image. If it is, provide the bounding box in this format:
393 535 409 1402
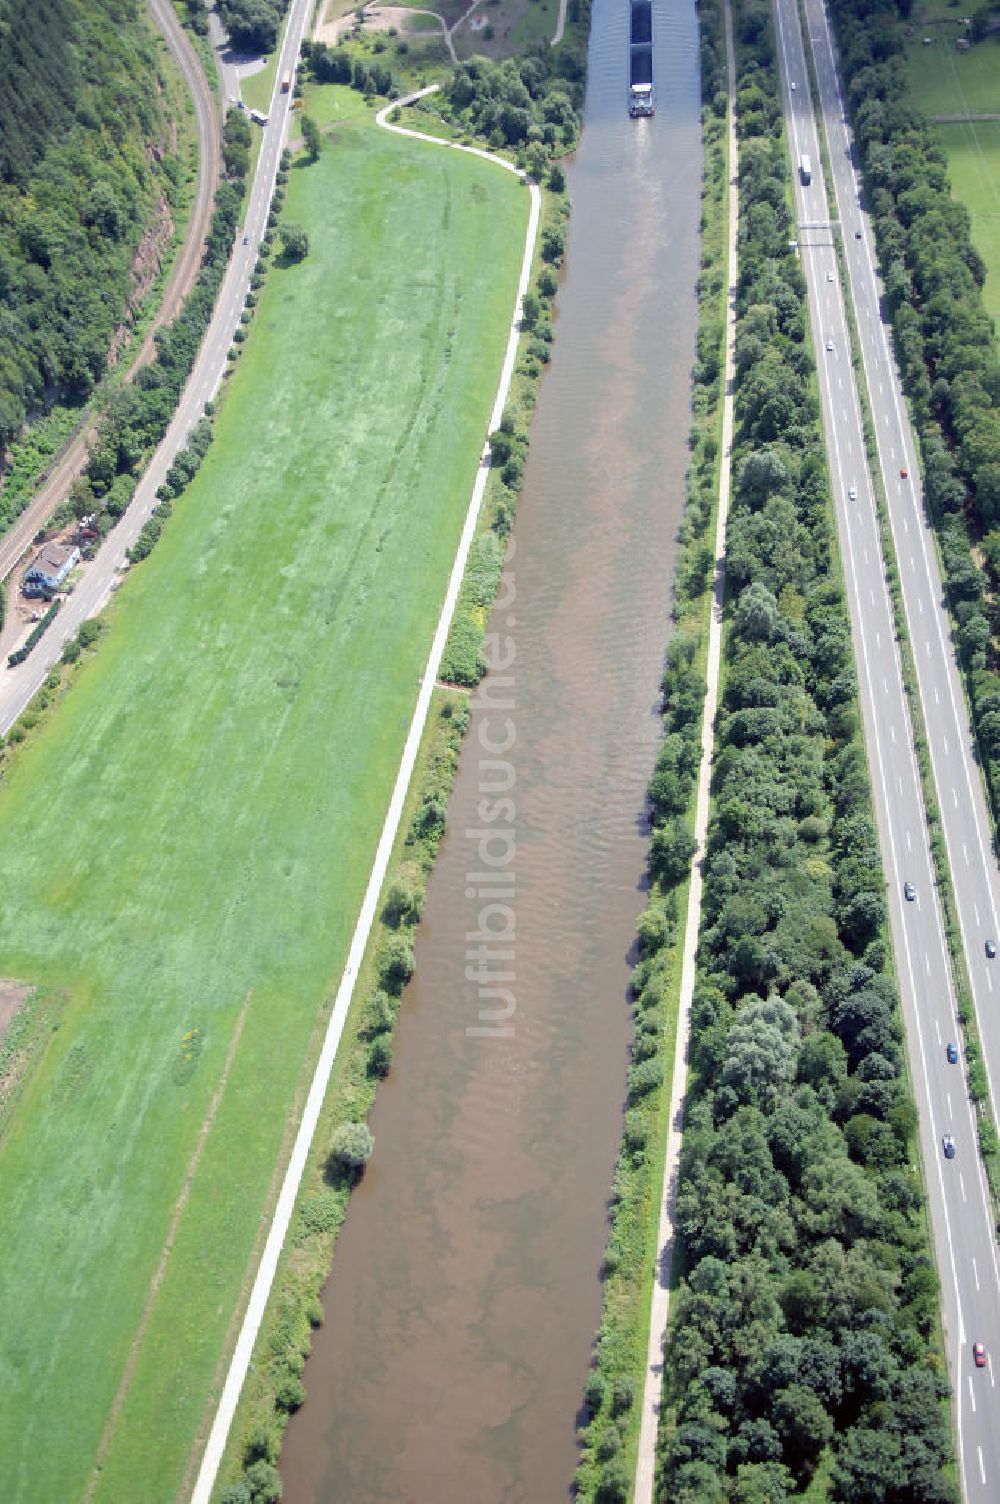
28 542 75 577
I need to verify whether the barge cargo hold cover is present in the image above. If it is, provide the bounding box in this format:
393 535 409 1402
629 0 654 116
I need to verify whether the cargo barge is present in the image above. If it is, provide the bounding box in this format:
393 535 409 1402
629 0 654 116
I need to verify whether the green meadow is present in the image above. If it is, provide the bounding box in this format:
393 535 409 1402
0 112 526 1501
904 20 1000 320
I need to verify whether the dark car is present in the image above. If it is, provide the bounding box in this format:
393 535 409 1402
854 229 862 239
986 939 996 959
974 1342 987 1368
904 881 916 902
943 1134 956 1160
947 1042 959 1064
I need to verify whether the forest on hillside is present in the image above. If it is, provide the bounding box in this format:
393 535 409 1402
0 0 175 462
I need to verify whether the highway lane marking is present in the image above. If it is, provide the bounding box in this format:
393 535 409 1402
973 1257 980 1291
960 1172 967 1203
917 596 923 613
906 829 912 850
969 1374 977 1412
897 776 903 794
948 1092 953 1117
965 843 971 865
990 1354 996 1389
935 687 940 704
935 1016 942 1043
890 723 896 744
954 789 960 807
980 1445 986 1484
943 735 949 752
988 973 994 993
975 903 980 924
804 19 997 1491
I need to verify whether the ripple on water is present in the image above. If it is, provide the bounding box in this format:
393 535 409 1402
279 0 703 1498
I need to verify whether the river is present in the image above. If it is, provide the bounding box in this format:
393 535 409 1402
280 0 702 1497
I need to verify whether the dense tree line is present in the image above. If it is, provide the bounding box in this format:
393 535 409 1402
441 39 586 170
0 0 172 462
219 0 289 52
655 6 956 1501
64 115 256 545
828 0 1000 817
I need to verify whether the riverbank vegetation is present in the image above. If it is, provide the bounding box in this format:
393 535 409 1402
827 0 1000 856
572 0 729 1494
651 4 956 1501
0 0 177 468
214 30 592 1487
0 113 526 1502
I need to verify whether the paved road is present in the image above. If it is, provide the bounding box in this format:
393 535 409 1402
0 0 315 736
0 0 220 595
774 0 1000 1494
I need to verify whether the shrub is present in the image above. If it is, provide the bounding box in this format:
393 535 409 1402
379 934 415 992
328 1121 374 1175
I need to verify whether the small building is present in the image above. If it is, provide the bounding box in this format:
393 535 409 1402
23 541 80 598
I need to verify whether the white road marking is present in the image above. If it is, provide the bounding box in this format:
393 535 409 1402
969 1374 977 1412
935 1017 942 1043
965 843 971 865
906 829 912 851
890 723 897 744
973 1258 980 1291
980 1445 986 1484
934 686 940 704
990 1354 996 1389
975 903 980 925
948 1092 953 1117
960 1172 967 1203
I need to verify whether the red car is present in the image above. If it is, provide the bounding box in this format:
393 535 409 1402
973 1342 987 1368
900 467 909 479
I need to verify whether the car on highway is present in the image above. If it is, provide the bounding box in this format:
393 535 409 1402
987 939 997 959
848 486 857 500
790 80 797 89
826 338 834 351
899 467 909 479
827 270 835 282
243 234 249 245
947 1042 959 1064
943 1134 956 1159
854 229 862 239
904 881 916 901
974 1342 987 1367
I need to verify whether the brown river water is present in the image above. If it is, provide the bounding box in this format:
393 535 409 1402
280 0 702 1497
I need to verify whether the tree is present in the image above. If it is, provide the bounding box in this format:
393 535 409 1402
279 222 309 262
329 1121 374 1175
301 114 321 162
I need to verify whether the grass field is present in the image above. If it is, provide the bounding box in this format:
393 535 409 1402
0 113 526 1502
937 122 1000 326
903 19 1000 323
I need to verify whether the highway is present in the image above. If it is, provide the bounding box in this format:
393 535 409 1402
0 0 315 736
0 0 220 597
773 0 1000 1494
